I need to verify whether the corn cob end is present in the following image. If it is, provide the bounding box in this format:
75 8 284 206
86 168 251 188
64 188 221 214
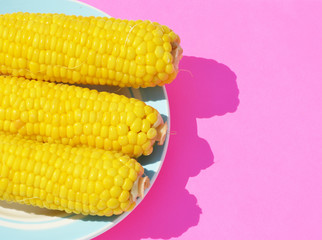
172 42 183 72
156 122 168 146
130 176 150 201
152 114 168 146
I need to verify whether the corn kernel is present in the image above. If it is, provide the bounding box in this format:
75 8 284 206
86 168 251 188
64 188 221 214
0 179 8 192
122 178 133 191
122 145 134 155
120 202 131 211
156 59 165 72
110 186 122 198
130 118 142 132
119 190 130 203
147 128 157 139
146 112 158 124
128 131 137 144
107 198 119 209
136 42 147 55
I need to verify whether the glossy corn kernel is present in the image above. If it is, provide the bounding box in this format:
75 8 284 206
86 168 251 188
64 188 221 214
0 76 167 157
0 131 149 216
0 12 182 88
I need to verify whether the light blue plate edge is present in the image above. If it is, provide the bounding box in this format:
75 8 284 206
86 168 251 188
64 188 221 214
0 0 170 239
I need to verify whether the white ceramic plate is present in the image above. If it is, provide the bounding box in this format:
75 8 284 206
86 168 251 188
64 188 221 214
0 0 170 239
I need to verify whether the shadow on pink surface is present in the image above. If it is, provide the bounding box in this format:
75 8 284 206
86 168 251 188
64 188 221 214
95 56 239 239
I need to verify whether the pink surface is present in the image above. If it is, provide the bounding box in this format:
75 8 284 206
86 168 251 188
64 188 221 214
79 0 322 239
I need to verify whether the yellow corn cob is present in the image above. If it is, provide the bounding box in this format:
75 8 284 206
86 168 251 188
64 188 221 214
0 12 182 88
0 75 167 157
0 131 150 216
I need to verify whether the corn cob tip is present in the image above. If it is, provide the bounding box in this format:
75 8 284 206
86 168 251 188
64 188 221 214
130 176 150 201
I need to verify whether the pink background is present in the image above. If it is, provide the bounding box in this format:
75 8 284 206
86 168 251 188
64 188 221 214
78 0 322 239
